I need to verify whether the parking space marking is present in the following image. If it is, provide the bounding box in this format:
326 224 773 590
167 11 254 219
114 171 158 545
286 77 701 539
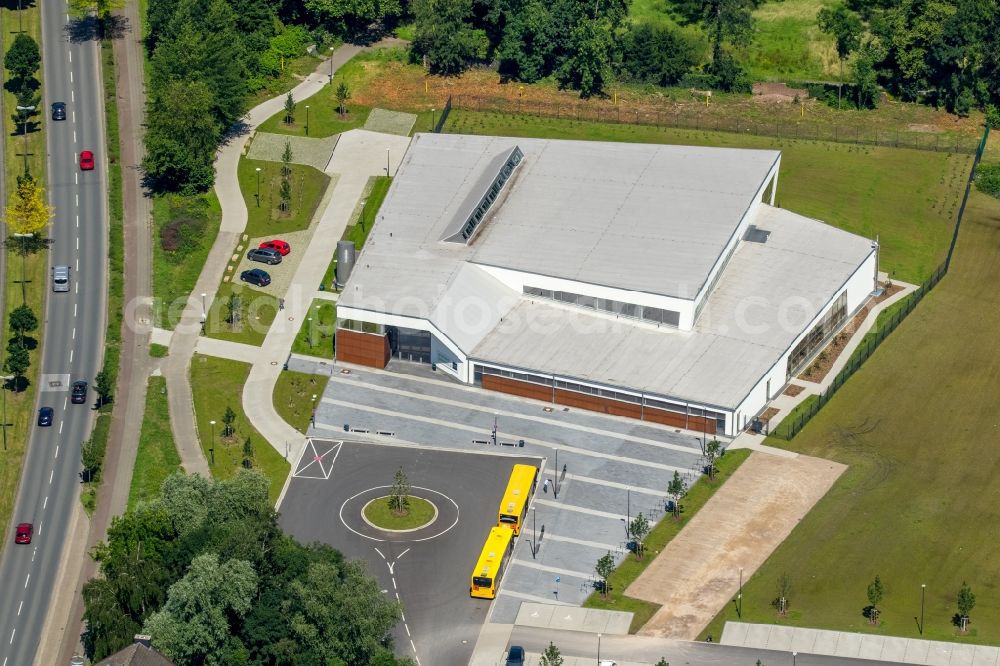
510 560 591 580
320 399 692 473
292 439 341 479
562 472 672 496
325 374 704 456
497 588 573 606
541 532 620 552
533 498 625 521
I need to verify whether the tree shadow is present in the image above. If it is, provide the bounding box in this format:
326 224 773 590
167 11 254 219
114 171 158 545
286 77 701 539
5 376 30 393
65 16 96 43
13 337 37 351
9 119 41 136
0 0 36 10
3 76 40 96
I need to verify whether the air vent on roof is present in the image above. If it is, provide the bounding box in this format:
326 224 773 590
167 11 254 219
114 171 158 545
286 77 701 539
744 225 771 243
441 146 523 244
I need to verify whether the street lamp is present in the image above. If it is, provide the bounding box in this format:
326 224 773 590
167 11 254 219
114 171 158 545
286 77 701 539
431 107 436 132
12 232 32 304
329 46 335 82
201 292 207 318
0 374 13 451
792 652 797 666
311 394 317 428
307 317 314 348
386 148 390 176
596 633 601 664
209 420 216 465
305 105 310 136
920 583 926 635
532 506 537 559
15 105 34 174
255 167 262 207
738 567 744 618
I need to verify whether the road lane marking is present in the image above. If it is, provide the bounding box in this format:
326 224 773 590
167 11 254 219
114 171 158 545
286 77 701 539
43 496 47 509
24 573 29 589
58 421 63 434
73 130 77 144
73 327 76 340
55 444 59 458
63 398 68 409
72 111 75 123
49 469 54 484
70 71 73 83
68 51 72 63
75 172 78 185
70 349 74 363
75 282 79 294
75 258 79 271
404 623 410 637
75 193 79 207
76 237 79 250
75 214 79 228
17 601 22 616
74 303 77 317
9 628 13 644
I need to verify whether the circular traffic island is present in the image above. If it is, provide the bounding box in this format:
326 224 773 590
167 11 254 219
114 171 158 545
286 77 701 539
362 496 438 532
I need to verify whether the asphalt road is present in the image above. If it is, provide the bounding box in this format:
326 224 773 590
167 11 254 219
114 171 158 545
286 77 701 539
279 439 539 666
506 627 917 666
0 3 107 665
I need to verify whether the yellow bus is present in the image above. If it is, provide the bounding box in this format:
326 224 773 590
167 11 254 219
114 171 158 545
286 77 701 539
470 527 515 599
497 464 538 535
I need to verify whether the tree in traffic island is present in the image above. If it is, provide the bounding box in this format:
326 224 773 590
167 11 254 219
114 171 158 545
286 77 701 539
387 467 410 516
704 439 722 480
539 642 563 666
95 370 114 407
2 347 30 391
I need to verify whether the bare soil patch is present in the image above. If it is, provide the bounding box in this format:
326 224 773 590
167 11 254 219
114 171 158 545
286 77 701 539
626 452 846 640
783 384 805 397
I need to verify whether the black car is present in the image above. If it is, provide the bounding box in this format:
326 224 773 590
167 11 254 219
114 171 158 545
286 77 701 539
71 380 88 404
51 102 66 121
240 268 271 287
505 646 525 666
37 406 54 427
247 247 282 265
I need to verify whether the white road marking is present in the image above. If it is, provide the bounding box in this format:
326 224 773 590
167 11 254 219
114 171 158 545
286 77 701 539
562 472 664 496
409 639 416 653
71 89 75 103
49 470 54 484
55 445 59 459
397 547 411 560
395 591 400 601
63 398 68 409
72 111 75 123
74 303 77 317
497 588 573 605
392 577 397 590
72 328 76 340
75 282 79 294
374 547 385 560
533 497 626 521
70 349 74 363
43 496 47 510
75 214 79 228
75 172 78 185
58 421 64 434
76 237 79 250
17 601 22 616
68 51 72 63
24 573 29 589
73 131 77 144
404 623 410 637
388 561 395 575
70 71 73 83
511 559 592 580
542 531 620 552
8 628 13 644
75 258 79 271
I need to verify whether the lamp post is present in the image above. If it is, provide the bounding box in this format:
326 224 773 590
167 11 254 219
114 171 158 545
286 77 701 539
209 420 216 465
431 107 436 132
792 652 797 666
920 583 926 635
307 317 314 348
305 105 310 136
12 233 32 304
532 506 537 559
329 46 335 82
0 374 13 451
738 567 744 618
596 633 601 664
255 167 262 207
201 292 207 318
15 105 34 174
386 148 390 176
311 394 317 428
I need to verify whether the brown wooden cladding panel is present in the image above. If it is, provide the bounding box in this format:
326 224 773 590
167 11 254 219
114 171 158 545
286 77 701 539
554 389 643 419
643 406 687 429
482 375 553 402
336 329 390 368
687 415 715 434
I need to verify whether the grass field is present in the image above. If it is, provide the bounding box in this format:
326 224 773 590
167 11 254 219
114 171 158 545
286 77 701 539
343 176 391 249
190 355 290 503
444 110 970 283
746 0 838 81
204 282 280 347
149 343 169 358
128 377 180 510
256 103 372 139
273 371 330 433
291 300 336 358
237 158 330 238
584 449 751 632
701 184 1000 644
363 496 435 530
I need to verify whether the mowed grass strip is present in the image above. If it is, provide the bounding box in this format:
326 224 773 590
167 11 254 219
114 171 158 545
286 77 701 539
700 187 1000 644
444 110 970 283
238 158 330 238
190 355 290 503
205 282 280 347
585 449 751 633
291 300 336 359
273 371 330 434
363 496 435 530
256 103 372 139
128 377 181 510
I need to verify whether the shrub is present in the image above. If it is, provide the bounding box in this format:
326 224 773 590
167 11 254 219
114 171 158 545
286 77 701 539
159 195 210 255
976 163 1000 199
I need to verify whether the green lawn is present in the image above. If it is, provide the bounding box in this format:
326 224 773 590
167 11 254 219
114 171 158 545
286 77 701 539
746 0 837 81
363 496 435 530
128 377 181 510
291 300 336 358
190 355 290 503
444 110 970 283
238 158 330 238
256 103 372 139
700 186 1000 644
274 371 330 434
152 193 222 329
204 281 280 347
343 176 391 250
150 343 169 358
584 449 751 632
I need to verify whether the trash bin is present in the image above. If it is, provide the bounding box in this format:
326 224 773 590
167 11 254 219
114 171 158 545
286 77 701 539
751 418 763 434
343 423 350 432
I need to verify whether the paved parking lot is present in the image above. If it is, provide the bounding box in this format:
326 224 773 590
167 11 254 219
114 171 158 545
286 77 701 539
303 363 720 623
278 439 537 666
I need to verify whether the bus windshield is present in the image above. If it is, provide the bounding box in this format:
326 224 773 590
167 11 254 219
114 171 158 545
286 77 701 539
473 576 492 588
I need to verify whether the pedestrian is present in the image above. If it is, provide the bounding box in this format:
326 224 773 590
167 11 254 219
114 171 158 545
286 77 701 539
543 479 549 494
279 298 285 311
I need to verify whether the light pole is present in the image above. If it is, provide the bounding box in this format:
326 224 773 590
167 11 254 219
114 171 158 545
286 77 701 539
738 567 744 618
386 148 390 176
209 420 216 465
201 292 207 318
792 652 797 666
311 394 317 428
0 374 14 451
532 506 537 559
920 583 926 635
553 448 559 498
305 105 310 136
431 107 436 132
255 167 262 207
596 633 601 664
329 46 335 82
15 105 34 174
307 317 314 348
12 232 32 304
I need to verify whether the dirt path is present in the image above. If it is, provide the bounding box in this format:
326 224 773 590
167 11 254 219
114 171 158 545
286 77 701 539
626 451 846 640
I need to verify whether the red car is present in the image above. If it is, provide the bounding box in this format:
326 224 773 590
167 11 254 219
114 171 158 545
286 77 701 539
259 239 290 255
15 522 32 544
79 150 95 171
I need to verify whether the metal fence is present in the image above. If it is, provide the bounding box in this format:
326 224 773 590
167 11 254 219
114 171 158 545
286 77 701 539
449 94 981 154
772 125 991 440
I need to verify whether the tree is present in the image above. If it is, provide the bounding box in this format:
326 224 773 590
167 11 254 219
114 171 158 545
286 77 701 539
222 406 236 438
224 292 240 327
388 467 410 515
817 3 863 108
655 660 670 666
6 175 54 236
3 346 30 386
866 575 884 624
853 40 882 109
8 304 37 349
278 177 292 213
305 0 402 35
704 439 722 479
95 370 114 407
539 641 563 666
4 34 40 81
69 0 127 38
629 513 650 560
336 81 352 117
775 572 791 615
621 23 704 87
281 140 293 177
957 581 976 624
667 470 687 519
242 436 254 469
412 0 489 75
143 553 258 665
595 551 615 599
557 19 614 97
284 91 296 125
142 79 219 193
82 436 106 482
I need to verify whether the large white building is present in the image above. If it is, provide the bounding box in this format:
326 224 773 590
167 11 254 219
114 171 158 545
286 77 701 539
336 133 877 436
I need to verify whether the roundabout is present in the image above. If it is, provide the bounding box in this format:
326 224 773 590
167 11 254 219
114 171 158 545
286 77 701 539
340 485 460 543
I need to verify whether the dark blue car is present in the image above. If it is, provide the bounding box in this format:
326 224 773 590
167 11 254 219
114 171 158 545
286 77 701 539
240 268 271 287
505 646 525 666
37 406 54 427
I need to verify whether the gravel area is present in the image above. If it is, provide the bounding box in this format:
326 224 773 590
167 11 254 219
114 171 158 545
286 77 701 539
247 132 340 170
363 108 417 136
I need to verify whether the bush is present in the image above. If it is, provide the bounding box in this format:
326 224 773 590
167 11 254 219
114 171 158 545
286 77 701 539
159 195 210 255
976 163 1000 199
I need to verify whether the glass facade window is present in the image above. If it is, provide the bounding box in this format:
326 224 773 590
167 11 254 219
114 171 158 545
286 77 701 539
337 318 384 334
455 146 524 243
786 291 849 376
479 365 554 386
523 286 679 328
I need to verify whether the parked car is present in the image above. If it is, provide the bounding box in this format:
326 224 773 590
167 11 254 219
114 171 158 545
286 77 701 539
71 380 88 404
240 268 271 287
51 102 66 120
15 523 32 544
79 150 95 170
259 239 291 255
505 646 525 666
247 247 282 265
37 406 54 427
52 265 70 293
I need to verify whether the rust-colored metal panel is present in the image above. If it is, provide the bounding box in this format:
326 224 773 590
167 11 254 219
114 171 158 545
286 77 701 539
643 406 688 429
336 329 390 368
482 375 553 402
554 389 643 419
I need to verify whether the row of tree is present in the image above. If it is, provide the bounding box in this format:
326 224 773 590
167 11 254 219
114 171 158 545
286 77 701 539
82 469 413 665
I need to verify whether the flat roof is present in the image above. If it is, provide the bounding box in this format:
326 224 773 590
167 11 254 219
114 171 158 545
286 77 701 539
470 206 875 409
339 134 780 312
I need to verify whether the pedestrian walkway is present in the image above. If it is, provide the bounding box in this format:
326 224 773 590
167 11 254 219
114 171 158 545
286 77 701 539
722 621 1000 665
